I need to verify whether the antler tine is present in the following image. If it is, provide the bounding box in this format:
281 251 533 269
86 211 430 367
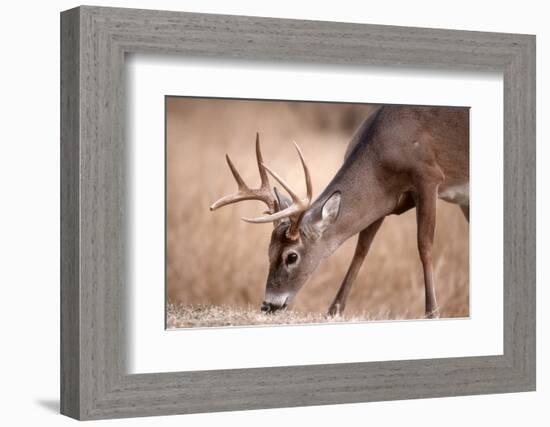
209 134 277 212
261 163 302 204
241 142 313 235
255 133 270 192
242 204 301 224
225 154 247 191
293 141 312 202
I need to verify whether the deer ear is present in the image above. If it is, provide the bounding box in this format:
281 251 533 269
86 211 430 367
274 187 292 211
316 191 341 234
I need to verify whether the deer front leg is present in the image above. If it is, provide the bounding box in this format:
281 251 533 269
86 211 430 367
328 218 384 316
416 186 440 319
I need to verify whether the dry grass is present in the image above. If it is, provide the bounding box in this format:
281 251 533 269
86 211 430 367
166 303 403 329
166 98 469 328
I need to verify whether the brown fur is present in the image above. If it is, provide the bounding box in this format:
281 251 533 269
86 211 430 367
262 105 469 317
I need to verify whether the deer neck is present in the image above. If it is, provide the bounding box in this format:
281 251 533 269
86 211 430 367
302 151 398 258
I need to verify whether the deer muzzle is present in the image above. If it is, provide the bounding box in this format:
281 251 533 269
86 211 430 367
260 295 289 313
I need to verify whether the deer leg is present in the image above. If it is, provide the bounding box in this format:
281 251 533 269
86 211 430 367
460 204 469 221
328 218 384 316
416 186 440 319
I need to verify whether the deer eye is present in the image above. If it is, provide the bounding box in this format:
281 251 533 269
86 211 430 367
286 252 298 265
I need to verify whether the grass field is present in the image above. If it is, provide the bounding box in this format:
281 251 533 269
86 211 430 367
166 98 469 328
166 303 397 329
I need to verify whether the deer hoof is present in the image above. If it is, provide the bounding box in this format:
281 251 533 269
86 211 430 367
426 308 441 319
327 303 343 317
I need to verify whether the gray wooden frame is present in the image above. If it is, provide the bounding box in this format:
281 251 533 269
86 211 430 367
60 5 536 420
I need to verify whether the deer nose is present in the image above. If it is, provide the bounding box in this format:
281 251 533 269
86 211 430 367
261 300 288 313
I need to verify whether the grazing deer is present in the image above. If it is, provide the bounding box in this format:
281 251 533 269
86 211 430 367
210 106 469 318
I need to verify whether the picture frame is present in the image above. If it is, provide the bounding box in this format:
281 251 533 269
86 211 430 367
60 5 536 420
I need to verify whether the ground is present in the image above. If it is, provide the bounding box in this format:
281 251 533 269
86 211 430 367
167 303 419 329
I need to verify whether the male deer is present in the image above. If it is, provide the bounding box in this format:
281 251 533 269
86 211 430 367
210 106 469 318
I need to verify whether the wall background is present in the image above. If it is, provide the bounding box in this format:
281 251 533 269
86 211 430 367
0 0 546 425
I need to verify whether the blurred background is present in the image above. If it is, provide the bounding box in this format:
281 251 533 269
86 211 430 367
166 97 469 325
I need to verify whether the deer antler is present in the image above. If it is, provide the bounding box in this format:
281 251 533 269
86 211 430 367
210 133 277 214
242 142 313 241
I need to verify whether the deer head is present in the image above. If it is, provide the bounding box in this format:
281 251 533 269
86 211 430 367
210 134 341 313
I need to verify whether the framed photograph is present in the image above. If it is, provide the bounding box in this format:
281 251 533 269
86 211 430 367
61 6 535 420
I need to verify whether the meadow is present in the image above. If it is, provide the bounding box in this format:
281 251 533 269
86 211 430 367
166 97 469 328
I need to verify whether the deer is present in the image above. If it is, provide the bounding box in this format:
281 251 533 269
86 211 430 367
210 105 469 319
